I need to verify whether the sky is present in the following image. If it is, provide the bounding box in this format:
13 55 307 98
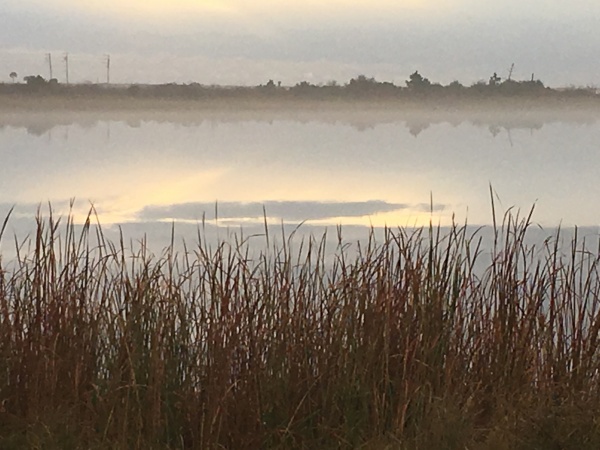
1 0 600 86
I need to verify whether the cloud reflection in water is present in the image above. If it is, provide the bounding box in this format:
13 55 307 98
137 200 446 223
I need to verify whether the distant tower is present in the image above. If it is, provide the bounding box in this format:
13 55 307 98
64 53 69 84
46 53 53 80
105 54 111 84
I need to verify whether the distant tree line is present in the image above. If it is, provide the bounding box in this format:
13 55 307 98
1 70 598 100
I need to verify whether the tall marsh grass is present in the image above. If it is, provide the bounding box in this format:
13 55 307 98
1 207 600 449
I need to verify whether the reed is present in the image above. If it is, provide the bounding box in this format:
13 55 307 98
1 206 600 449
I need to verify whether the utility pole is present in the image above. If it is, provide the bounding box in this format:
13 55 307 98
46 53 53 80
105 54 110 84
64 52 69 85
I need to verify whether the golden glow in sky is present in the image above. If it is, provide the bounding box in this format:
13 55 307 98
40 0 434 22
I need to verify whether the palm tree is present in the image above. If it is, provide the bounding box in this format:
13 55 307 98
9 72 17 83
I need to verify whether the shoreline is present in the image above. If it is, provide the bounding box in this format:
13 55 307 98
1 91 600 112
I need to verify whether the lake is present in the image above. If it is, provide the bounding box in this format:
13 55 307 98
1 103 599 251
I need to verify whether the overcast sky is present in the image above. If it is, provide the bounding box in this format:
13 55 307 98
1 0 599 86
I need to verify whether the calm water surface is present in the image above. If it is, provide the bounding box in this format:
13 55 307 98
1 107 599 248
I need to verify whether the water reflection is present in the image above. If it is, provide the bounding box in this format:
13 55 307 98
138 200 447 223
1 106 597 139
0 105 599 232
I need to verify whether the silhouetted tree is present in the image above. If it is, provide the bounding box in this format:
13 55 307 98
23 75 47 86
446 80 465 91
9 72 17 83
295 81 311 88
406 71 431 90
349 75 376 85
291 81 319 97
347 75 377 92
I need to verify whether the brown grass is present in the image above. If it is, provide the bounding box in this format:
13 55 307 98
1 206 600 449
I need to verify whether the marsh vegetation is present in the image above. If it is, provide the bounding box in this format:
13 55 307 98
1 206 600 449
